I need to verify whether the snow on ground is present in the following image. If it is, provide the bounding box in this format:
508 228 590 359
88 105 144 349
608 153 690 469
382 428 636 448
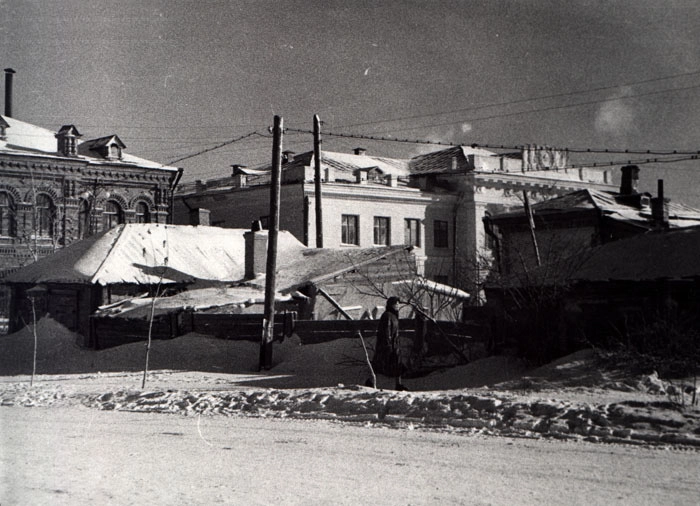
1 317 700 449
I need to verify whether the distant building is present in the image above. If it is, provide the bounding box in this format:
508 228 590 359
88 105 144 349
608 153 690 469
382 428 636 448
485 165 700 276
174 145 615 301
0 69 182 277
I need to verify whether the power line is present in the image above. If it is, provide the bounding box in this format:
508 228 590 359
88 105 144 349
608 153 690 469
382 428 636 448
167 131 263 164
335 69 700 130
285 127 700 157
358 82 700 136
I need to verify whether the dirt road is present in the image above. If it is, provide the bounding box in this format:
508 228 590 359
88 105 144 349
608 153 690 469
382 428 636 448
1 406 698 505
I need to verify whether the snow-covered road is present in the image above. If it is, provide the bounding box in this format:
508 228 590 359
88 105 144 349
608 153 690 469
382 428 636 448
1 406 698 505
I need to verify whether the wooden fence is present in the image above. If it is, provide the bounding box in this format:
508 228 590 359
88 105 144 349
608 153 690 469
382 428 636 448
90 309 489 353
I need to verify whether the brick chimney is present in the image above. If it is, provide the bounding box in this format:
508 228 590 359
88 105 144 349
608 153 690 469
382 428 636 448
651 179 669 228
244 221 268 279
353 147 366 156
189 208 210 226
619 165 640 195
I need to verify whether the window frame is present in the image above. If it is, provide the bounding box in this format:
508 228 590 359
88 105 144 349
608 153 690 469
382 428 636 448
135 202 151 224
103 200 124 230
373 216 390 246
404 218 420 247
35 194 56 238
341 214 360 246
433 219 449 248
0 192 16 238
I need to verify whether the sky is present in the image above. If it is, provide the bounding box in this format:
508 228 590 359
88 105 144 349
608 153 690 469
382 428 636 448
2 0 700 204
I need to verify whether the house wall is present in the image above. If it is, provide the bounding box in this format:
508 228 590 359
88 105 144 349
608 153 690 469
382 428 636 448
9 283 104 343
304 183 454 282
499 224 598 275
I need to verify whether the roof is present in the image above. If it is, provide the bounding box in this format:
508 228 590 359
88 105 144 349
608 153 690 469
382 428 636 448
4 223 414 291
79 134 127 151
97 245 417 318
409 145 515 175
0 115 178 171
319 151 410 176
4 224 303 286
491 226 700 288
490 189 700 228
572 226 700 282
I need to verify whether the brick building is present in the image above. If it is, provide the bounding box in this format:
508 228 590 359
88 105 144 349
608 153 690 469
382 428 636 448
0 70 182 277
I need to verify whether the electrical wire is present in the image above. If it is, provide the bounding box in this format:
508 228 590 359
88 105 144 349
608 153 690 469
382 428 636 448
335 69 700 130
167 131 263 164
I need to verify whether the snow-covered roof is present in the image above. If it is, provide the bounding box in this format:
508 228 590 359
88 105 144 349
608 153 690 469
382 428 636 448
392 278 470 300
0 115 178 172
490 189 700 229
4 224 303 286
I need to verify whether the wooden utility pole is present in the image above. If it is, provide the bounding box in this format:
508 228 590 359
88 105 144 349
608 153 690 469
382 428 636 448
313 114 324 248
260 115 283 370
523 190 541 267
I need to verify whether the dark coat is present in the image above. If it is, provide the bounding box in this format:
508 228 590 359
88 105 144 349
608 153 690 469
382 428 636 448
372 309 403 376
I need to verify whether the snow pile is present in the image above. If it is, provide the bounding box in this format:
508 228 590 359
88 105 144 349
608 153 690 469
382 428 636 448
2 317 700 448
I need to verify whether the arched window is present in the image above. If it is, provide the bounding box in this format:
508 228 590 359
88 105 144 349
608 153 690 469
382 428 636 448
103 200 124 230
135 202 150 223
35 194 56 238
0 192 16 237
78 199 90 238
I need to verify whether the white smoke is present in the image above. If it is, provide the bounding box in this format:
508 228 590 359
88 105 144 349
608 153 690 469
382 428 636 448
594 88 636 135
408 123 470 157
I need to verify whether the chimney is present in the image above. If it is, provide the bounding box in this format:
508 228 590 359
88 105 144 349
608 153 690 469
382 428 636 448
244 221 268 279
619 165 640 195
282 150 295 163
231 164 247 176
355 170 367 184
189 208 210 226
353 147 366 156
651 179 669 228
4 68 15 117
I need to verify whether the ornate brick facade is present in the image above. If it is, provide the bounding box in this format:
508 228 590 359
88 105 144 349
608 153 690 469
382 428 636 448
0 115 182 276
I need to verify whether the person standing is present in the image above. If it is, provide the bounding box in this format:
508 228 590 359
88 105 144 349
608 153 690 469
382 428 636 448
372 296 407 390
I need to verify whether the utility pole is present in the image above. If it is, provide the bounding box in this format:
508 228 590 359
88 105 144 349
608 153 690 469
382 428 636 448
260 115 283 370
523 190 541 267
313 114 324 248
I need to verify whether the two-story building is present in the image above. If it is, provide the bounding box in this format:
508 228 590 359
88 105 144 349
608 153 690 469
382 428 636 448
0 70 182 277
174 144 616 301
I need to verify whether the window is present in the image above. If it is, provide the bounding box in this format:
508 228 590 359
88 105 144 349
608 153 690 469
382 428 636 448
135 202 150 223
103 200 124 230
433 220 449 248
341 214 359 245
35 194 56 238
373 216 390 245
109 144 121 159
404 218 420 247
0 192 15 237
433 275 449 285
